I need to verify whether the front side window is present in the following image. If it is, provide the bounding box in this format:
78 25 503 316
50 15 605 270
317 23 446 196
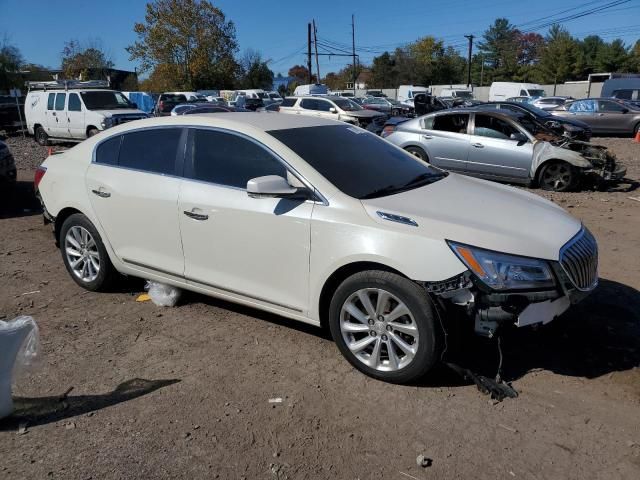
80 91 133 110
315 100 333 112
520 89 527 96
474 114 519 140
55 93 66 111
300 99 318 110
68 93 81 112
268 125 446 199
598 100 626 113
95 136 121 165
568 100 596 113
432 113 469 134
189 129 286 189
47 93 55 110
281 98 297 107
118 128 183 175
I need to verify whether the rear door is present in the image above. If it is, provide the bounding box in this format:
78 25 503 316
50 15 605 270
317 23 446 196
564 100 598 131
50 93 67 136
85 127 187 277
66 93 85 138
595 100 632 134
421 112 471 172
44 93 57 134
467 113 533 180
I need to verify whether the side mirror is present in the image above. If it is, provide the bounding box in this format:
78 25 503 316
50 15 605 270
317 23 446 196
621 108 629 114
329 107 337 113
247 175 299 198
131 103 138 109
510 132 528 144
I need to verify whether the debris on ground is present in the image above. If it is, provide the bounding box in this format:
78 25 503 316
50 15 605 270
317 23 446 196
145 281 181 307
446 362 518 401
268 398 283 404
136 293 151 302
416 454 432 468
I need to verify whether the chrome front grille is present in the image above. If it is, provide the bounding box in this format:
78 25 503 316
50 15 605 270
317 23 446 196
559 228 598 291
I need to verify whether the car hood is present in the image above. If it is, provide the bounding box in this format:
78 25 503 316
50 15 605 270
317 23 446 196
343 110 386 118
360 173 581 261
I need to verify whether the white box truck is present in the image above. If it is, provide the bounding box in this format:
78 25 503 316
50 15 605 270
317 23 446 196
293 84 328 96
489 82 546 101
397 85 429 107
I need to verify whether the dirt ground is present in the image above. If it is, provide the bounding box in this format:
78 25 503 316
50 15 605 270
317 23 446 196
1 134 640 480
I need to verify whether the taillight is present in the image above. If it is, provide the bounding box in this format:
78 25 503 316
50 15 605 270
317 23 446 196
159 100 165 111
381 125 396 138
34 166 47 190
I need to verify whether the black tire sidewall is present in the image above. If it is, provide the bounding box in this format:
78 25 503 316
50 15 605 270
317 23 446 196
328 271 439 384
405 146 429 163
59 213 115 291
539 161 576 192
35 127 48 146
87 129 99 138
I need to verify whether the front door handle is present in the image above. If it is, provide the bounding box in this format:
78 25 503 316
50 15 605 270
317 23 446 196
183 210 209 221
91 188 111 198
422 134 433 140
472 143 484 148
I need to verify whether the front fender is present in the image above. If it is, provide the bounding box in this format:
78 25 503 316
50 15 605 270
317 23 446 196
532 141 593 177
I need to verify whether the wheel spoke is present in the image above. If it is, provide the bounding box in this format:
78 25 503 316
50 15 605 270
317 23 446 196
344 301 368 324
367 338 382 368
389 331 416 357
341 322 370 333
86 238 96 249
66 235 81 250
375 290 390 316
66 247 82 258
386 302 410 322
89 255 100 272
388 321 417 336
348 335 376 353
70 257 84 269
357 291 376 318
71 227 82 245
386 341 400 369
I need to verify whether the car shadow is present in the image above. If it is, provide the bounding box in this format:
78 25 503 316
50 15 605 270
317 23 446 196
0 180 42 219
0 378 180 431
185 278 640 388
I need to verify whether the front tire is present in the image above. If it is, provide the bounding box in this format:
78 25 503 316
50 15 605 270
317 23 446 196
59 213 117 291
538 160 578 192
405 146 429 163
329 270 440 384
35 126 49 146
87 128 99 138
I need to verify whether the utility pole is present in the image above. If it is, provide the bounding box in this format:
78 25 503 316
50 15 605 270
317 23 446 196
480 53 484 86
313 19 320 83
351 15 357 95
464 34 474 88
307 22 312 84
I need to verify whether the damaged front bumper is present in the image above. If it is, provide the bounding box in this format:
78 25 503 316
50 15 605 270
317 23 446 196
424 262 596 337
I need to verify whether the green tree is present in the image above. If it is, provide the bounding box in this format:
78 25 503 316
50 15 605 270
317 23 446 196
127 0 239 90
595 39 631 72
288 65 315 84
323 71 342 90
577 35 605 76
370 52 395 88
539 25 580 83
478 18 519 81
61 39 114 79
238 49 273 89
0 37 23 91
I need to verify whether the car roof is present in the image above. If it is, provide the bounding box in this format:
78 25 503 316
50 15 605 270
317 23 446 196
103 112 341 134
436 107 523 120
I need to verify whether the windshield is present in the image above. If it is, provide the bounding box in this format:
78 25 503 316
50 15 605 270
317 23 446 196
455 91 473 99
333 99 362 111
509 102 551 118
268 125 446 199
367 98 387 104
81 91 134 110
256 92 268 99
527 89 546 97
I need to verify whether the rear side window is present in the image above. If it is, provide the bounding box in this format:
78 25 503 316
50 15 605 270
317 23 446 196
598 100 626 113
281 98 297 107
432 114 469 134
300 99 318 110
316 100 333 112
47 93 55 110
119 128 183 175
189 129 286 189
68 93 81 112
95 136 121 165
55 93 66 111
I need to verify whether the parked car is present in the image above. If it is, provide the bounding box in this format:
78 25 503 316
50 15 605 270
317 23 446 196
383 108 625 191
364 90 387 98
362 97 412 116
278 95 386 130
0 95 25 132
0 139 16 185
293 84 328 96
439 88 474 99
25 80 148 145
531 96 573 111
35 113 599 383
477 101 592 141
154 93 188 116
551 98 640 136
331 91 355 98
267 91 284 103
505 96 532 104
413 94 449 116
489 82 546 101
165 91 207 102
180 105 250 114
170 104 200 116
397 85 429 108
197 89 220 101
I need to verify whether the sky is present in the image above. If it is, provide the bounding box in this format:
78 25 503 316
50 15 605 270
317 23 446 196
1 0 639 78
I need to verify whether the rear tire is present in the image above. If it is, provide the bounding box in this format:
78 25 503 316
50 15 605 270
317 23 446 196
329 270 440 384
59 213 117 291
405 146 429 163
87 128 99 138
35 126 49 146
538 160 578 192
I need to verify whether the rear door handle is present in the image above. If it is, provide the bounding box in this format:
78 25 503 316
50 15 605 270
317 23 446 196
472 143 484 148
422 135 433 140
183 210 209 221
91 188 111 198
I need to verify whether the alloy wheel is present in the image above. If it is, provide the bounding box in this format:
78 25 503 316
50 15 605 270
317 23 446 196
64 226 100 282
541 163 572 191
339 288 419 372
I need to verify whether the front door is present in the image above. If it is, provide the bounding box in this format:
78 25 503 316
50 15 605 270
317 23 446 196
466 113 533 180
85 127 186 276
178 128 313 313
50 92 67 137
66 93 85 139
594 100 631 134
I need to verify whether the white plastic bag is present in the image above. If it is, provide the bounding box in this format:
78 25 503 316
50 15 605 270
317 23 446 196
145 281 181 307
0 316 39 419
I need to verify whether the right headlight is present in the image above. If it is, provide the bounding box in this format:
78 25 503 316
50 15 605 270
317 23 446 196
447 241 555 291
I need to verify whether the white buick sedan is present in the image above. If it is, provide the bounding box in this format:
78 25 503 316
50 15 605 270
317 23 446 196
35 114 597 383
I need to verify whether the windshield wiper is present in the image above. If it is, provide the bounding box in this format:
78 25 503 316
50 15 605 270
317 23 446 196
403 172 447 188
360 184 405 199
360 173 447 199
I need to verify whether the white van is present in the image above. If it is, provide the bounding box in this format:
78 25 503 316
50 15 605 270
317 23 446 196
439 87 474 99
25 80 148 145
397 85 429 107
489 82 546 101
293 84 328 96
